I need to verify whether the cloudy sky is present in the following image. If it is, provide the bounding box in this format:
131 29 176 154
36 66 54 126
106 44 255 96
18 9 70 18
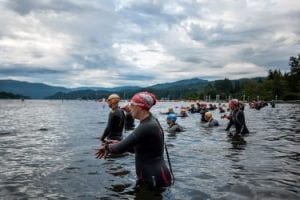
0 0 299 87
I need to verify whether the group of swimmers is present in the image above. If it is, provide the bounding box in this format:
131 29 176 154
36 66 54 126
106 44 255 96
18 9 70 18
95 92 259 190
249 100 275 110
160 99 250 141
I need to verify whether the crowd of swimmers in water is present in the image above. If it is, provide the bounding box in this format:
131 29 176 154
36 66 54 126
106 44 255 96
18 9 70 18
95 92 275 191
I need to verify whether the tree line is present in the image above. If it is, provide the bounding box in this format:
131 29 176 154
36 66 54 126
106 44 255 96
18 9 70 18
181 54 300 101
0 91 29 99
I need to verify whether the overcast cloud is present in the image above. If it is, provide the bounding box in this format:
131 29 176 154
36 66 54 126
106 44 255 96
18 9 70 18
0 0 299 87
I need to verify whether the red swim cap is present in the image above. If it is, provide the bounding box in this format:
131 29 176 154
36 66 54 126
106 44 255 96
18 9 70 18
130 92 157 110
229 99 239 107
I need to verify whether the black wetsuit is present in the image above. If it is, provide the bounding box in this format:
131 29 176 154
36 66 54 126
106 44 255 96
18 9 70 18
124 112 135 130
232 109 249 136
101 107 125 142
189 106 198 113
108 114 172 188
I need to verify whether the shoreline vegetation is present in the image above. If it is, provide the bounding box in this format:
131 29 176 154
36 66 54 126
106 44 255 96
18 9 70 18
0 54 299 101
0 91 29 100
1 98 299 104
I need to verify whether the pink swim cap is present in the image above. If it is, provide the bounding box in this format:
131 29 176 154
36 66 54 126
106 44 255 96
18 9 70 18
229 99 239 107
130 92 157 110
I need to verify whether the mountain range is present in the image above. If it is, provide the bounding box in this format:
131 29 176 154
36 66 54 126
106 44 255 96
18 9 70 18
0 78 209 99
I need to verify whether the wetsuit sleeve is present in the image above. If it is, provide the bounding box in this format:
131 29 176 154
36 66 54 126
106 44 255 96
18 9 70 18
101 112 113 142
107 127 142 154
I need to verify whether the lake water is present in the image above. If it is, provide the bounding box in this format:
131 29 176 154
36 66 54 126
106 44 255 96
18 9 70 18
0 100 299 199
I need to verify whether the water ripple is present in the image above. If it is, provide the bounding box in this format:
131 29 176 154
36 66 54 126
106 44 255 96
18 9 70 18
0 100 299 199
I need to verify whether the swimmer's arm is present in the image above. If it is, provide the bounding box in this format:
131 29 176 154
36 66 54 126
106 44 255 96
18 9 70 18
108 129 140 154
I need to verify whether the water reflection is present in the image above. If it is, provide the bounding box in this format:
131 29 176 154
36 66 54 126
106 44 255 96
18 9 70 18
119 185 173 200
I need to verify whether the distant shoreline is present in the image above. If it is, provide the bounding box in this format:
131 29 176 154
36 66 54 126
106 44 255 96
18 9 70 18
1 99 300 104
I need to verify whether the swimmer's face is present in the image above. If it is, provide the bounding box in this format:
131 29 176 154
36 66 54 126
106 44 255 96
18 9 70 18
129 103 141 119
107 98 119 108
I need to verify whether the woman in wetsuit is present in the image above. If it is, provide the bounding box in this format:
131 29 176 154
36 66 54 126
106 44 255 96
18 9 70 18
96 92 172 189
100 94 125 142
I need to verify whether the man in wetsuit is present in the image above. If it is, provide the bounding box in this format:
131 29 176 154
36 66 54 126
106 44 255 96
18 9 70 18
100 94 125 142
96 92 172 189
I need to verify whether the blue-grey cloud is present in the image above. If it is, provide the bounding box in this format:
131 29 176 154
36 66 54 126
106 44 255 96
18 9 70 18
4 0 83 15
70 54 122 70
0 65 65 75
0 0 299 87
119 73 154 81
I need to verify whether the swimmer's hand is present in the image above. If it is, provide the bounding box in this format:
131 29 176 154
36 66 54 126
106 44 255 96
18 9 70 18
95 143 108 159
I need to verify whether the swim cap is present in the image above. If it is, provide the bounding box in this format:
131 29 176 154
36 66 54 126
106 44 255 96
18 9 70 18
229 99 239 107
130 92 157 110
204 112 212 119
107 93 120 101
167 113 177 122
107 93 120 104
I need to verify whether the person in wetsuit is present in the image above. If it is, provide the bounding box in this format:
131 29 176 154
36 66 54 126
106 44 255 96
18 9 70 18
189 104 198 113
96 92 172 189
204 112 219 127
122 104 135 130
100 94 125 142
228 99 249 138
200 104 209 122
270 100 275 108
160 107 175 115
166 113 185 136
177 108 188 117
